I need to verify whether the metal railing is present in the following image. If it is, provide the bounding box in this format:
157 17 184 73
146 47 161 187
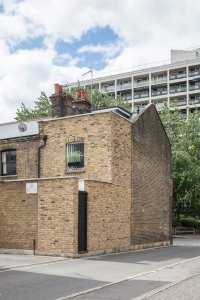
173 227 200 235
189 84 200 91
170 73 186 80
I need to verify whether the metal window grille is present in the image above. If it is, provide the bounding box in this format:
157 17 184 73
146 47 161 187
67 142 84 171
1 150 16 176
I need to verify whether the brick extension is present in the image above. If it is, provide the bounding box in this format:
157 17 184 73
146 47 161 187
0 89 172 257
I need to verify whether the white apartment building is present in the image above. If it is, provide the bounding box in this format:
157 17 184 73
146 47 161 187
65 48 200 115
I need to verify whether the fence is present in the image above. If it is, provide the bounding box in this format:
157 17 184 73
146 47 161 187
173 227 200 235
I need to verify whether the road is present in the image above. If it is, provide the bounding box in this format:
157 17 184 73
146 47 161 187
0 236 200 300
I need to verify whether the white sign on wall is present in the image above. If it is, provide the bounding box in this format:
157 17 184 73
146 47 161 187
78 179 85 191
26 182 38 194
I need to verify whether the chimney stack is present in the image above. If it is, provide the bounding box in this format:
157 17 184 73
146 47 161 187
50 83 91 118
54 83 62 94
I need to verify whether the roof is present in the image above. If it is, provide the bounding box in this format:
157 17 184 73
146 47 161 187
0 120 39 140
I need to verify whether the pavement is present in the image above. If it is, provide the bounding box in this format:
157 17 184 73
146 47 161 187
0 236 199 300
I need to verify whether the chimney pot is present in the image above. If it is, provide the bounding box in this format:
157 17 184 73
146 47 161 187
54 83 62 94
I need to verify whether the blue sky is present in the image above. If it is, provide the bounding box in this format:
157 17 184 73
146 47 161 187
0 0 200 122
54 26 121 69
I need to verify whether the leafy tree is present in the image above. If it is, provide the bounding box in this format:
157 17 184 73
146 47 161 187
68 88 131 111
89 88 131 111
161 104 200 218
15 92 51 121
15 88 131 121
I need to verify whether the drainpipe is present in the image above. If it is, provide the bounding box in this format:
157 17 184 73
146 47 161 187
38 135 48 178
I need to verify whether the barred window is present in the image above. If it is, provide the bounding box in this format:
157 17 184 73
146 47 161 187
67 142 84 171
1 149 16 176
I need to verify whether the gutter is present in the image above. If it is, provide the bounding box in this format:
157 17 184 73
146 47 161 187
37 135 48 178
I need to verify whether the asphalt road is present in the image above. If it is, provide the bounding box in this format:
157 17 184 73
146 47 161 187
0 236 200 300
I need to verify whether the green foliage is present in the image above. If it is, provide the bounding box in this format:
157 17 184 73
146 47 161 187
68 151 82 162
172 214 181 227
180 217 200 228
89 88 131 111
15 92 51 121
161 104 200 217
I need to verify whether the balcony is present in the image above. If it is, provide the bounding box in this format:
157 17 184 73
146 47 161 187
151 90 167 97
134 92 149 99
169 73 186 80
117 83 132 90
122 94 132 101
152 77 167 84
170 97 187 106
101 85 115 93
189 98 200 105
189 70 200 77
176 100 187 106
134 78 149 87
170 86 186 94
118 91 132 101
189 84 200 91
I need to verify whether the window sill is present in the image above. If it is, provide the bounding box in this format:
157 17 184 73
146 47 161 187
66 169 85 174
0 175 17 180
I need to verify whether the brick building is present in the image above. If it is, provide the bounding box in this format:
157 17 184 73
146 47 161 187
0 85 172 257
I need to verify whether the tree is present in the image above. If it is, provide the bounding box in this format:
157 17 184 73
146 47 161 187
69 88 131 112
15 92 51 121
161 104 200 218
89 88 131 111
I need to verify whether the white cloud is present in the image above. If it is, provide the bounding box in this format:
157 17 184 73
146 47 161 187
1 0 200 122
77 42 123 62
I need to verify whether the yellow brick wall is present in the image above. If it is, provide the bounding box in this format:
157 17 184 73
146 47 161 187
0 137 41 179
0 181 38 250
131 106 172 245
0 109 172 256
39 113 112 181
86 180 131 255
37 178 78 256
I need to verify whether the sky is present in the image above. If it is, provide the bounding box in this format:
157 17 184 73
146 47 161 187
1 0 200 123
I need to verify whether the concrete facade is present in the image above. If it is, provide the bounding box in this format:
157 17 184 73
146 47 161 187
0 92 172 257
67 47 200 116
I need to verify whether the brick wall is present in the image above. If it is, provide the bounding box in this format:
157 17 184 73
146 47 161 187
86 180 131 255
0 136 41 179
0 177 132 256
0 108 172 256
131 105 172 245
37 178 78 256
39 113 113 181
0 181 38 250
111 113 132 185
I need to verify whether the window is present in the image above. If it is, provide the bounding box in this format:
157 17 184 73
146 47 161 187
67 142 84 171
1 150 16 176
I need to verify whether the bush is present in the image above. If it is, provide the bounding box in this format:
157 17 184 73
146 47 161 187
180 217 200 228
172 215 181 227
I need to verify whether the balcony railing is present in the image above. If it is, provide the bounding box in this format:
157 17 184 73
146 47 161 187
122 95 132 101
134 92 149 99
117 83 132 90
170 87 186 93
134 81 149 87
189 98 200 105
189 70 200 77
152 77 167 84
151 90 167 96
176 101 187 106
169 73 186 80
101 86 115 92
189 84 200 91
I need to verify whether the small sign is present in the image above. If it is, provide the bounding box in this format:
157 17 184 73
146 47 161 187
78 179 85 191
26 182 37 194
